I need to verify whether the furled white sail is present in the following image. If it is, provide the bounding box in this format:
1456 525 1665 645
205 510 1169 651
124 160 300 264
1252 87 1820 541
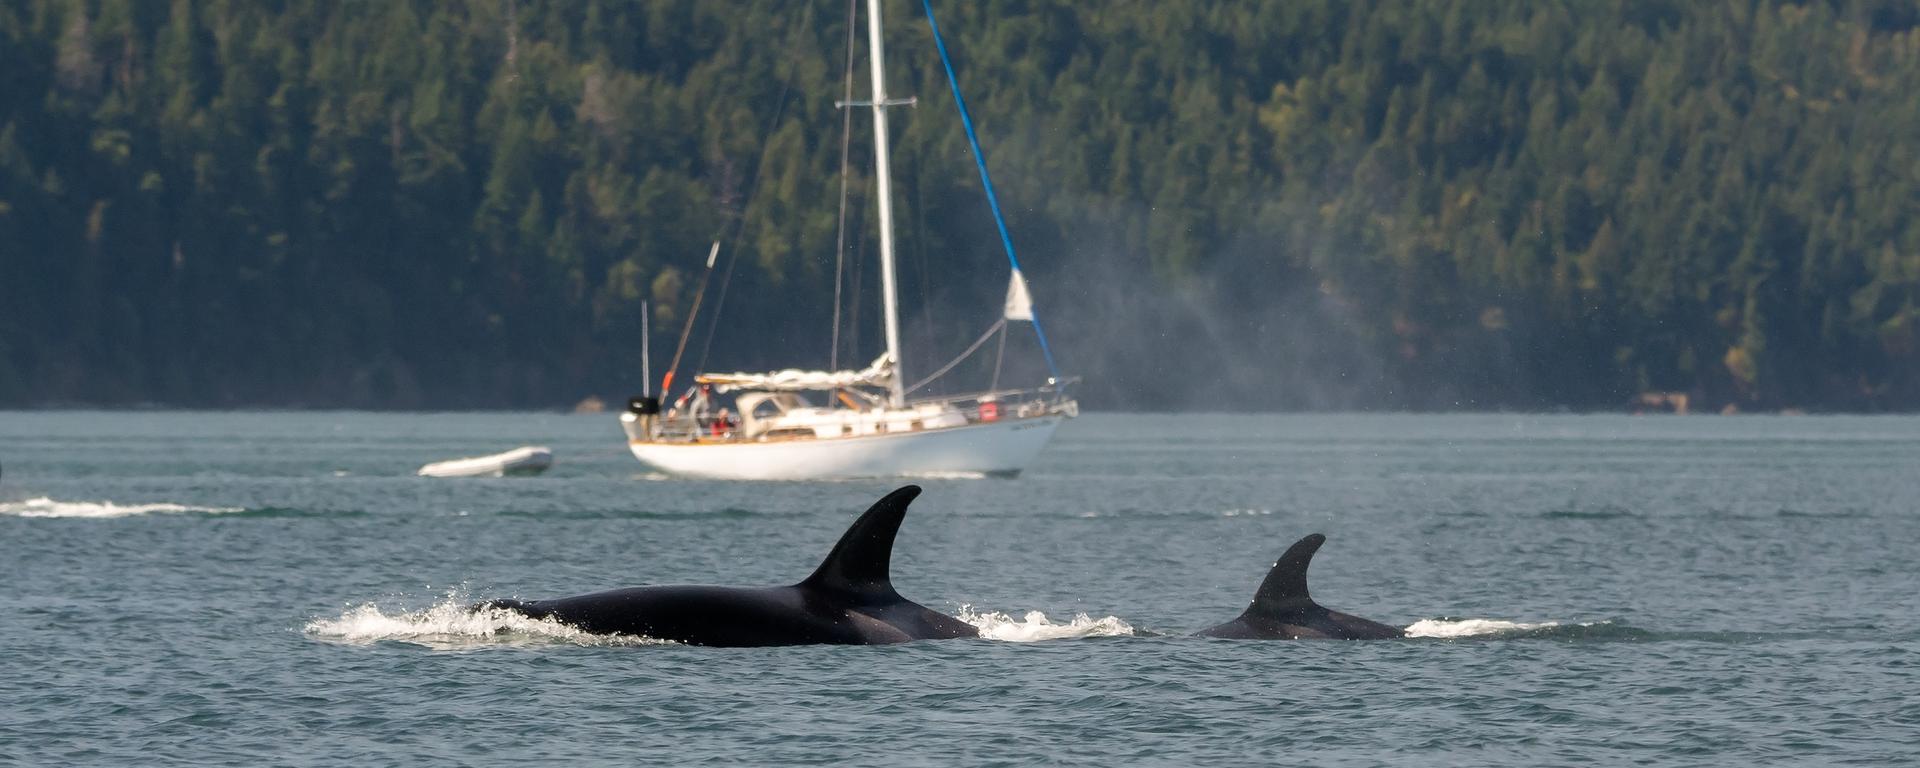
1004 269 1034 321
698 353 895 393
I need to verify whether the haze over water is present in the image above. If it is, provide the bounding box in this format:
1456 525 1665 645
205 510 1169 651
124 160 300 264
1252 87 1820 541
3 412 1917 765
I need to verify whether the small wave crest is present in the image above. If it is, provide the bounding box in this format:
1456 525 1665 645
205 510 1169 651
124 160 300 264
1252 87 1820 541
497 506 757 520
1404 618 1655 641
305 597 665 649
1540 506 1637 520
0 496 244 518
1076 508 1276 519
1404 618 1563 638
955 607 1136 642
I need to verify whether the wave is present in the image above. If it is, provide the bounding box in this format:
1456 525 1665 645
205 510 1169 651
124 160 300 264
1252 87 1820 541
230 506 368 519
1540 507 1638 520
495 506 759 520
1073 508 1276 519
305 597 665 649
1404 618 1565 638
0 496 244 518
1775 508 1870 519
955 607 1136 642
1404 618 1656 641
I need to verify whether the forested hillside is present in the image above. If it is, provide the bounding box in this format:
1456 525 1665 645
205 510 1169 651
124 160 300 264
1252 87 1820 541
3 0 1918 410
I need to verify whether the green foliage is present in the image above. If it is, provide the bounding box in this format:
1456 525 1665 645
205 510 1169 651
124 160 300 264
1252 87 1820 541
1 0 1917 409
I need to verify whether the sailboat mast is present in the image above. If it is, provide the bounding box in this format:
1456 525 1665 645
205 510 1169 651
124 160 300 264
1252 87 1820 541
866 0 907 408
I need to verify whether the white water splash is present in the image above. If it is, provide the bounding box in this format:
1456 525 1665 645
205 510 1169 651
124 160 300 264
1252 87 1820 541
0 497 243 518
1403 618 1562 638
1220 508 1273 517
305 598 667 648
956 607 1136 642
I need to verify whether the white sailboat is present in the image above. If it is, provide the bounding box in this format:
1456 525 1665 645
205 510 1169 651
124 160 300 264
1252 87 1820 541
618 0 1077 480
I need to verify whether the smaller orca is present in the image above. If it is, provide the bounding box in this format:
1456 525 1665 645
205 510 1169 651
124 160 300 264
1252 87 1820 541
478 485 978 647
1195 534 1405 640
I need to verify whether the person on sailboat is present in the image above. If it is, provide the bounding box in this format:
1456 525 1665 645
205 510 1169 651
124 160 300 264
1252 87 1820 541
686 384 720 434
663 385 705 428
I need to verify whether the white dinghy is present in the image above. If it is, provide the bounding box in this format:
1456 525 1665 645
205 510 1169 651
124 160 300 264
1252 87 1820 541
417 446 553 478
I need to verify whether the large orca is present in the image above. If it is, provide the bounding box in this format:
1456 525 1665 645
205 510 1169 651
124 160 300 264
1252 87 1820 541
1195 534 1405 640
479 485 978 646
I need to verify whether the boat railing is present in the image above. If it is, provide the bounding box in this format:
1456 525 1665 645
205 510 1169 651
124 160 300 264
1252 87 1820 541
646 414 728 443
909 377 1081 423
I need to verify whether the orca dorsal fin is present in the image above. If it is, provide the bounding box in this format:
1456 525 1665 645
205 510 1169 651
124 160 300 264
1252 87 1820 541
1244 533 1326 618
799 485 920 599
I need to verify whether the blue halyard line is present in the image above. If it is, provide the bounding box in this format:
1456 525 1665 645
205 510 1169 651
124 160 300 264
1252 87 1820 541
921 0 1062 381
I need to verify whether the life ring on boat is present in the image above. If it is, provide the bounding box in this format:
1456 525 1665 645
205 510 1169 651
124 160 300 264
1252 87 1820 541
978 401 1000 422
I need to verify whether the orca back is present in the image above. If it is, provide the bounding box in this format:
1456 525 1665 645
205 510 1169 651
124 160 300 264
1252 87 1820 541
479 485 978 645
1196 533 1403 640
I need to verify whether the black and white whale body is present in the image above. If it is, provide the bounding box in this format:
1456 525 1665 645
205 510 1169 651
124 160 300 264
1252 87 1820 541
480 485 978 646
1195 534 1405 640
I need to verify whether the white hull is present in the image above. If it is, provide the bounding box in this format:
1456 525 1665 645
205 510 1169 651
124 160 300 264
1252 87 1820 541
418 446 553 478
628 417 1062 480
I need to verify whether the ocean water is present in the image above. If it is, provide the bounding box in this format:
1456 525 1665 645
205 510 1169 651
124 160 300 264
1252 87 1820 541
2 411 1917 765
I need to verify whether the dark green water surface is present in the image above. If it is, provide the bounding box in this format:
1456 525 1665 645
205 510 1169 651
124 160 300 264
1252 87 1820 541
2 412 1917 765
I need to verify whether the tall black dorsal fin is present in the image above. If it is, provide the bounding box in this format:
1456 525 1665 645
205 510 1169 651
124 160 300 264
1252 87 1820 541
799 485 920 598
1245 534 1326 617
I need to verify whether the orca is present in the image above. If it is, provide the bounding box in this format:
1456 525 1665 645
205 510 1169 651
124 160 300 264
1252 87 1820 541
1195 534 1405 640
479 485 978 646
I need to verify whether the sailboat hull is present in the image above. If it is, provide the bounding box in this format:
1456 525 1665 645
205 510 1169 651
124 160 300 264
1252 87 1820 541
628 416 1063 480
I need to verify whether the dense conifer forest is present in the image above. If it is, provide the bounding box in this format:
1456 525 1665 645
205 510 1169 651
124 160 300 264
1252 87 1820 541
3 0 1918 410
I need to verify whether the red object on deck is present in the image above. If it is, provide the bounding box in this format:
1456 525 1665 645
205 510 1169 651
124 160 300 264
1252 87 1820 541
978 402 1000 422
